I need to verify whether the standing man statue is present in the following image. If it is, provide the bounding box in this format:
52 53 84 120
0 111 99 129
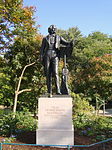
40 25 73 97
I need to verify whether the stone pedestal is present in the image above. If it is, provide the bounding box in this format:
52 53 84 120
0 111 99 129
36 96 74 145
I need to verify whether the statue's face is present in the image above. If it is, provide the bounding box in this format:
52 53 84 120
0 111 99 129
48 25 57 34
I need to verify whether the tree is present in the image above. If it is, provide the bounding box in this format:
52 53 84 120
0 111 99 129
73 54 112 106
0 0 37 53
4 34 45 111
57 27 82 41
57 29 112 108
0 0 45 111
68 31 112 93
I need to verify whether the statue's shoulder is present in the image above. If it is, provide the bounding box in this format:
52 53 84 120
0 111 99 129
44 35 49 41
56 34 60 38
42 35 49 40
55 34 61 40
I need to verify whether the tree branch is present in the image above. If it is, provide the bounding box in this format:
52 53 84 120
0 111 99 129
18 89 32 95
17 62 35 92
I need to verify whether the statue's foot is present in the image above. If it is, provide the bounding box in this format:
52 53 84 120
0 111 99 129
56 92 61 95
48 93 52 98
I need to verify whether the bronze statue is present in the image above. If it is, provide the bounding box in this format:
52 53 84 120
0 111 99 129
40 25 73 97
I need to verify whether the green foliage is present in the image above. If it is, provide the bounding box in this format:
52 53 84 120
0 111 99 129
0 108 11 118
72 93 112 140
1 136 16 143
57 29 112 101
73 54 112 105
4 35 45 111
74 114 112 140
0 0 37 52
73 114 93 130
0 0 45 110
71 92 94 116
57 27 82 41
71 92 95 130
0 56 14 107
0 111 37 136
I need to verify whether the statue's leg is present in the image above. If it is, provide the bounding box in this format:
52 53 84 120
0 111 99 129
45 57 52 95
52 57 61 94
48 68 52 94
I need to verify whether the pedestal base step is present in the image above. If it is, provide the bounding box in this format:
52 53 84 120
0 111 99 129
36 129 74 145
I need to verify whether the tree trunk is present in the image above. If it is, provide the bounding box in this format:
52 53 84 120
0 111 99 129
13 62 35 115
13 91 18 113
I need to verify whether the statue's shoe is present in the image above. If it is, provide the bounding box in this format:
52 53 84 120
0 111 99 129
48 93 52 98
56 92 61 95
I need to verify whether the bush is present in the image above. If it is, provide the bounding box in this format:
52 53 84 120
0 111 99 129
0 111 37 136
71 93 112 140
0 108 11 119
71 92 94 116
73 114 112 139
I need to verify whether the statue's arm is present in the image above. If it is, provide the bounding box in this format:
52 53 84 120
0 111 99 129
60 36 71 46
60 36 74 47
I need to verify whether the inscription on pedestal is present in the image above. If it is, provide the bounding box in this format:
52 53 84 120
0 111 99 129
45 106 66 119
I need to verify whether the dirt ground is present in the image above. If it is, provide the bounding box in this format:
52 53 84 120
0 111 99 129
0 131 112 150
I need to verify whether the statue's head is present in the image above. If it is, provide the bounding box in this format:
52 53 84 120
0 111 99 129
48 25 57 34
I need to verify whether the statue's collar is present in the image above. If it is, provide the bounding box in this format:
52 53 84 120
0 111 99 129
49 34 56 37
46 34 56 43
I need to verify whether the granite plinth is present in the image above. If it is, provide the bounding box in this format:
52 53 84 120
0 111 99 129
36 96 74 145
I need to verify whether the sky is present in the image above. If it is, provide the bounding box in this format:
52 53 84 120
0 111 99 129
23 0 112 36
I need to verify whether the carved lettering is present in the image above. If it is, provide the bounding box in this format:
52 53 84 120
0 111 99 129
44 106 66 119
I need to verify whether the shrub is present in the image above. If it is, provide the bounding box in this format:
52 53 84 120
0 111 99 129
71 92 94 116
0 111 37 136
73 114 112 139
71 93 112 139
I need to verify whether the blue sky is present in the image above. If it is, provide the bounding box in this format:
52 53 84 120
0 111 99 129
23 0 112 36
